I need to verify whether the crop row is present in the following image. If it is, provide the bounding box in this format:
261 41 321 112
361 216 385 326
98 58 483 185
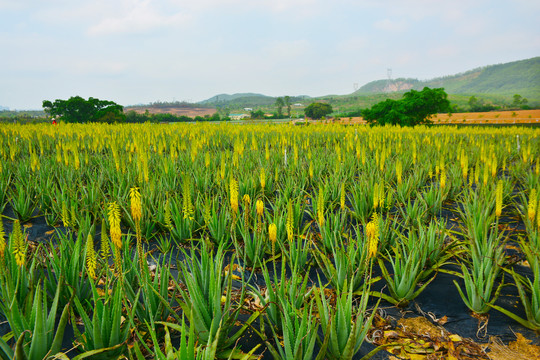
0 123 539 359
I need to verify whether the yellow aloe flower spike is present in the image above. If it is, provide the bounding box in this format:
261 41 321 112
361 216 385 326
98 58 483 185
86 233 97 279
12 220 26 268
495 180 503 218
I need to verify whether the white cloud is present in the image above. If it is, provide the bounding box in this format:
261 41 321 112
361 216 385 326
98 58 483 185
262 40 312 59
428 45 460 58
1 0 539 109
173 0 319 13
87 0 190 36
336 36 370 53
69 60 128 76
374 18 408 32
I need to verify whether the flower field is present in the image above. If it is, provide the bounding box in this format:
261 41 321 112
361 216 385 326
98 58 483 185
0 122 539 359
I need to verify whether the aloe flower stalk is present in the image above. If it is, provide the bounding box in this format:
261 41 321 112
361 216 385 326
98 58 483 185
528 189 537 223
495 180 503 218
86 233 97 279
12 220 25 268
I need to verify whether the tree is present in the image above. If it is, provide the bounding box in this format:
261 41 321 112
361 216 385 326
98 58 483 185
467 95 496 112
250 110 265 119
284 96 291 118
42 96 125 123
512 94 528 108
275 97 284 118
304 102 333 120
363 87 450 126
468 96 480 110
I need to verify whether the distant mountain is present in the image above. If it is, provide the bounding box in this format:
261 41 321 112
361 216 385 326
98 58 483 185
199 93 272 104
0 105 9 111
199 93 311 108
355 57 540 100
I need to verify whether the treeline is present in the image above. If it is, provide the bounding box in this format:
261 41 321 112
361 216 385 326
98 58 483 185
125 111 226 123
136 101 212 109
337 93 534 118
0 110 48 124
0 114 49 124
0 112 228 124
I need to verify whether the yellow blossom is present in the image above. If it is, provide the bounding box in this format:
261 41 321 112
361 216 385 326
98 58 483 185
108 202 122 249
269 223 277 243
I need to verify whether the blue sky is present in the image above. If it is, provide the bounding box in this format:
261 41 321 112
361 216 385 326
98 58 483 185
1 0 539 109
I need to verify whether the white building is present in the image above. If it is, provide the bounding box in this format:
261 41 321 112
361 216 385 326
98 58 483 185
230 113 250 120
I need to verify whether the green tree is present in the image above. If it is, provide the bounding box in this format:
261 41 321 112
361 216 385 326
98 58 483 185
275 97 284 118
512 94 528 108
304 102 333 120
362 87 450 126
284 95 291 118
250 109 265 119
512 94 523 107
468 96 480 111
43 96 125 123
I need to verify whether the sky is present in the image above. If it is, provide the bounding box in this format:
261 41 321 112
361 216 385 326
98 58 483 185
1 0 539 110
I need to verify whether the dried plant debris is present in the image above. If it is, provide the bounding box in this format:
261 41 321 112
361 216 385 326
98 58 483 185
487 333 540 360
370 314 489 359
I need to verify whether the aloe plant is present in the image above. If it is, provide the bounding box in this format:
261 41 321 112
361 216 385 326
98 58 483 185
420 183 444 218
249 261 313 332
314 280 377 360
207 206 231 247
71 280 134 359
0 281 70 360
313 231 369 292
169 193 194 243
45 231 93 311
490 267 539 331
174 242 257 354
133 314 261 360
0 225 41 314
261 298 322 360
10 182 37 223
378 240 436 307
319 210 347 253
399 198 428 229
234 219 267 268
124 256 175 330
0 173 11 214
454 240 505 315
281 228 311 270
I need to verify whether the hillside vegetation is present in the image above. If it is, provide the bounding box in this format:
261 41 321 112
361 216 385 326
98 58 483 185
356 57 540 100
193 57 539 115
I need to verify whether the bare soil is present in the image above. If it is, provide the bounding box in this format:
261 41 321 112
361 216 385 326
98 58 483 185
125 106 217 118
332 109 540 125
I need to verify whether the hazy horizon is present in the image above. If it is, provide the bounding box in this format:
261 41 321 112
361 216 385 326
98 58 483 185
1 0 539 110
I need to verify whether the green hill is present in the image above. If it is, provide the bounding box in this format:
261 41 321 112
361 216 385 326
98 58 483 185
199 93 311 109
199 93 271 105
356 57 540 100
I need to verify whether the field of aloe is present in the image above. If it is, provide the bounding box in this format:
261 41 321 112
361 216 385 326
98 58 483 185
0 122 539 359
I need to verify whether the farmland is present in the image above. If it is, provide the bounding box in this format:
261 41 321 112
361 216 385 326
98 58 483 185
0 122 539 359
333 109 540 126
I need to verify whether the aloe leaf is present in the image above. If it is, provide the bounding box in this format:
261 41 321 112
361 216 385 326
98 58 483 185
68 343 127 360
48 302 71 357
0 335 14 360
225 310 261 348
28 284 46 360
14 331 28 360
217 345 261 360
488 304 539 331
453 279 472 311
